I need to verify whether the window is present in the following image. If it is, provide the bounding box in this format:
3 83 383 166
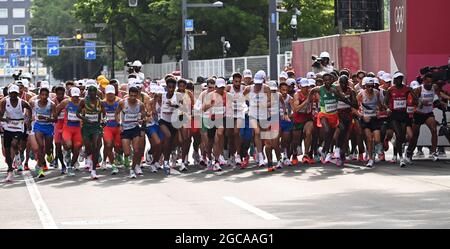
13 25 25 35
0 25 8 35
13 8 26 18
0 9 8 19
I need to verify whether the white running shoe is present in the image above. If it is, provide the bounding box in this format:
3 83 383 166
67 167 76 177
235 155 242 166
207 160 214 171
218 155 227 166
400 159 407 168
415 151 425 158
78 148 85 162
129 170 137 179
145 149 153 166
150 164 158 173
179 162 188 172
324 153 333 164
90 170 99 180
276 160 283 169
193 151 200 165
333 148 341 159
163 161 171 175
258 153 266 167
404 155 412 165
101 161 107 170
155 162 163 170
366 159 374 168
135 166 144 176
213 162 222 172
4 172 13 183
283 158 292 166
432 152 439 162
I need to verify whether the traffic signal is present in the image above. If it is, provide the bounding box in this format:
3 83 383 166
129 0 138 7
75 29 82 44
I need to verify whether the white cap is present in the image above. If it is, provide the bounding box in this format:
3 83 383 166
373 78 380 85
40 81 50 90
300 78 309 87
132 60 143 67
268 81 278 90
320 51 330 59
8 84 19 94
308 79 316 87
215 78 226 88
377 71 386 78
85 79 97 87
254 70 266 84
286 78 296 86
278 72 288 79
243 69 253 79
306 72 316 79
393 72 405 79
21 79 30 88
70 87 81 97
22 72 32 79
381 73 393 82
362 77 374 86
410 80 420 89
105 85 115 94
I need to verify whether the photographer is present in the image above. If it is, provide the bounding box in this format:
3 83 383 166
127 60 145 81
312 51 334 74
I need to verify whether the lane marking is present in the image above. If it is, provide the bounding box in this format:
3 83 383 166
23 172 58 229
223 196 280 220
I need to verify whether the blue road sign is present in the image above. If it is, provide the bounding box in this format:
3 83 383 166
185 19 194 32
47 36 60 56
0 37 5 57
85 42 96 60
9 53 19 67
20 36 32 57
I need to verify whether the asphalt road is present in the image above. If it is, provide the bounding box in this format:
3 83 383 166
1 151 450 229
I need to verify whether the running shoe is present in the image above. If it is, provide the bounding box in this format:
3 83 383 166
366 159 374 168
101 161 107 170
179 163 188 172
17 164 23 172
46 154 54 164
283 157 292 166
111 165 119 175
79 147 85 162
258 153 266 167
37 169 45 178
335 158 344 167
135 165 144 176
390 156 397 164
42 164 49 172
67 167 76 177
129 170 137 179
358 153 365 162
4 172 13 183
378 153 386 162
302 155 310 164
291 156 298 166
218 155 227 166
24 164 30 171
235 155 242 166
268 166 276 172
90 170 99 180
163 161 171 175
432 152 439 162
60 166 67 175
74 161 80 171
193 151 200 165
276 160 283 169
155 162 162 170
399 159 406 168
149 164 158 173
307 157 316 165
213 161 222 172
415 150 425 158
404 155 412 165
207 160 214 171
50 159 58 169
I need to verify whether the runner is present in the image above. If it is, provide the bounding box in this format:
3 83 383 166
116 86 146 179
0 85 32 182
77 85 106 180
407 73 439 162
30 86 56 177
55 87 83 176
176 78 195 171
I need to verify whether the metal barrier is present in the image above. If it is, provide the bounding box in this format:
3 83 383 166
142 54 289 81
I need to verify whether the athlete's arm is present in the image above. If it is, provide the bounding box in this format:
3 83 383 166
21 100 33 131
55 99 68 117
115 101 124 123
48 102 57 123
76 99 90 124
0 100 6 122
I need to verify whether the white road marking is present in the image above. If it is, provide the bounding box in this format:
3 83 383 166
61 219 125 226
23 172 58 229
223 196 280 220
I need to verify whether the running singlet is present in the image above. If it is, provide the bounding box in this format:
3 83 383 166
160 93 178 122
34 99 53 125
53 97 66 123
121 99 140 130
389 86 409 112
210 92 227 118
4 97 25 133
319 86 338 114
337 88 353 120
248 85 268 119
361 90 379 117
84 97 101 123
65 100 81 127
416 85 435 114
103 100 119 127
279 93 292 117
293 91 312 123
228 85 246 119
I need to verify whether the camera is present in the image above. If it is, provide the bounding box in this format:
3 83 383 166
126 62 135 75
311 55 323 70
12 70 22 81
420 64 449 82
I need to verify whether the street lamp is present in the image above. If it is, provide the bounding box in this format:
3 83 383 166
290 8 301 41
221 37 231 58
182 0 223 79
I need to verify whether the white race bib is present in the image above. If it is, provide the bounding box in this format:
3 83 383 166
85 113 99 122
407 106 415 114
325 103 337 113
67 111 79 121
124 113 138 122
393 99 406 109
106 112 116 121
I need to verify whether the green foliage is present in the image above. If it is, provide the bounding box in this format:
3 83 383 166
245 35 269 56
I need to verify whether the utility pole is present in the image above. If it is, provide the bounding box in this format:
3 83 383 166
269 0 278 80
181 0 189 79
110 1 116 79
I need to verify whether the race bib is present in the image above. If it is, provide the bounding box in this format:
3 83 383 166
393 99 406 109
37 114 51 122
57 110 65 120
124 113 139 122
85 113 99 122
407 106 415 114
213 106 224 115
325 103 337 113
67 111 79 121
9 120 24 128
106 112 116 121
363 109 376 117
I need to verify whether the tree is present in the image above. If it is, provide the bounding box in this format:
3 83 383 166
28 0 107 81
245 35 269 56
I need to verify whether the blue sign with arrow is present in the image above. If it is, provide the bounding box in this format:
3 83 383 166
47 36 60 56
0 37 5 57
185 19 194 32
20 36 32 57
9 53 19 67
85 42 96 60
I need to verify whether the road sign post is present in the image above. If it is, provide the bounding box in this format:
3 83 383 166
20 36 33 57
9 53 18 67
0 37 5 57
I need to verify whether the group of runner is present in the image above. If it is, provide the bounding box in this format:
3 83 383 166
1 62 448 182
